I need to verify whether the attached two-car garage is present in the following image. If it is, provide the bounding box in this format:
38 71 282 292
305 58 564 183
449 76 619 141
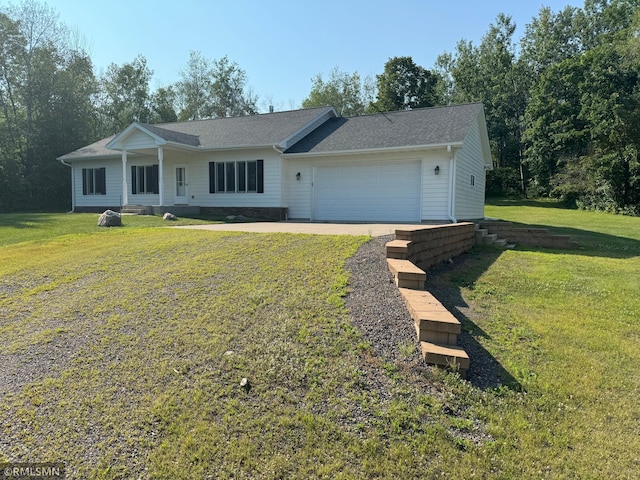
312 160 421 222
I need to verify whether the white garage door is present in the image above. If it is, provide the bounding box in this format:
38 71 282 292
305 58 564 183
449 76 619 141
314 161 421 222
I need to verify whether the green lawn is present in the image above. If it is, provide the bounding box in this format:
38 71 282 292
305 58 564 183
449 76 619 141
0 213 218 247
0 206 639 479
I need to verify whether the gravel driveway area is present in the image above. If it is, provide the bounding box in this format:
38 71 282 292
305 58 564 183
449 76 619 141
345 234 507 391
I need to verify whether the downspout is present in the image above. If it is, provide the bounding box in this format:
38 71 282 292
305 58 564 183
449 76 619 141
447 145 457 223
58 158 75 213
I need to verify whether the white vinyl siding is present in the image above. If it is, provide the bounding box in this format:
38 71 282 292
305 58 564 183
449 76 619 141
73 158 122 207
186 149 282 208
420 154 451 221
454 118 487 220
283 161 313 219
122 130 159 149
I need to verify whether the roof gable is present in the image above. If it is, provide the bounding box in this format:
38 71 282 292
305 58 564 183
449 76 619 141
106 122 169 151
59 107 337 161
284 103 485 154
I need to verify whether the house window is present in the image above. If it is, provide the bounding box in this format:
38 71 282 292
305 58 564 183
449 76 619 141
131 165 159 194
209 160 263 193
82 167 106 195
471 175 476 187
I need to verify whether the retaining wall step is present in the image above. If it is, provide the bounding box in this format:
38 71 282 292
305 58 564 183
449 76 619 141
387 258 426 290
478 221 579 249
482 233 498 245
421 342 470 377
385 239 411 259
398 288 461 334
475 229 489 244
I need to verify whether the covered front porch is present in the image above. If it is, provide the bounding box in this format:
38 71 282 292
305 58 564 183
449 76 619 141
106 122 201 211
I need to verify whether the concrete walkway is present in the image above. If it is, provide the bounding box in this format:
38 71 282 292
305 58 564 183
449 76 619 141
174 222 427 237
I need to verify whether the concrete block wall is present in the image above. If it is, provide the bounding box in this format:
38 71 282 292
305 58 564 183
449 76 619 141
479 221 578 249
386 224 474 377
386 223 476 270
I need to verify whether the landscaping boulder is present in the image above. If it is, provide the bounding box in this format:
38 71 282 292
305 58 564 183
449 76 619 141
97 210 121 227
163 212 177 221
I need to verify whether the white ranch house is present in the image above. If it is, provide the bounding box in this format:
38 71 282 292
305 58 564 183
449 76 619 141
58 103 493 222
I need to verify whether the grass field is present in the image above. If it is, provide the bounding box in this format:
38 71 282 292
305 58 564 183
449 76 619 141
0 206 639 479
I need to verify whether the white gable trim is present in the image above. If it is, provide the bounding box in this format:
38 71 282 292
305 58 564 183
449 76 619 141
106 122 168 151
277 107 337 151
475 109 493 170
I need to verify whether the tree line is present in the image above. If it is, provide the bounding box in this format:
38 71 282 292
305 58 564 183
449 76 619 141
0 2 258 212
303 0 640 215
1 0 639 214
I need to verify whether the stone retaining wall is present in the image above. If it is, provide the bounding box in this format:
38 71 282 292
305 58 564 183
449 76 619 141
385 223 476 377
479 221 578 249
386 223 476 270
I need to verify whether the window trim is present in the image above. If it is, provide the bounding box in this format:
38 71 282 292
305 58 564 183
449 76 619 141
131 164 159 195
209 160 263 194
82 167 106 195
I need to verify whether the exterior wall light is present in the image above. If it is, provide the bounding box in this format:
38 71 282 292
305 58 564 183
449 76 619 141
296 172 301 181
434 165 440 175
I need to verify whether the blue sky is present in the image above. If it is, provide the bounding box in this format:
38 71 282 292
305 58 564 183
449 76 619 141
48 0 585 112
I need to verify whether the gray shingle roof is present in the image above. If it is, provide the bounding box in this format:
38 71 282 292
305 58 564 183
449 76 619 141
58 104 484 161
59 107 335 160
141 123 201 147
59 135 117 160
284 103 483 154
149 106 334 149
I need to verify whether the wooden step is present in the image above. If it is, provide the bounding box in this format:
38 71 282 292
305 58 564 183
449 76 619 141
421 342 470 377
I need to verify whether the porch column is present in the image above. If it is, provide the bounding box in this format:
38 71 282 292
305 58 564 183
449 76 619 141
121 150 129 207
158 146 164 206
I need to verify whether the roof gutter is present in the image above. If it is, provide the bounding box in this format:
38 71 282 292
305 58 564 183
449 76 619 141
58 158 75 213
282 141 464 159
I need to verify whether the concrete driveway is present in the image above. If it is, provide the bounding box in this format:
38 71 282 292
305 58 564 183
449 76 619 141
174 222 426 237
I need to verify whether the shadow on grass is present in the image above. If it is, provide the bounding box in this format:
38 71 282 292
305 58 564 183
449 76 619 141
485 198 640 258
425 249 524 392
504 221 640 259
0 213 55 229
486 197 576 210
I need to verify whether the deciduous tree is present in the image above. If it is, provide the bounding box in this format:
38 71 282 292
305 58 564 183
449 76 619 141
302 67 372 116
98 55 153 134
176 51 257 120
369 56 439 112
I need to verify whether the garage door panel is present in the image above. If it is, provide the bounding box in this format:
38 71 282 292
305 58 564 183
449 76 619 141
314 162 421 222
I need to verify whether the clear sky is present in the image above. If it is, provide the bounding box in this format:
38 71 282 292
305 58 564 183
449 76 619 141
46 0 585 112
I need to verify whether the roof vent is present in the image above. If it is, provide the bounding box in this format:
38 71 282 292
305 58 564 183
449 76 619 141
269 105 274 113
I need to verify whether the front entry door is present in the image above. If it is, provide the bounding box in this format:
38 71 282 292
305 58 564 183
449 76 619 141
175 166 188 204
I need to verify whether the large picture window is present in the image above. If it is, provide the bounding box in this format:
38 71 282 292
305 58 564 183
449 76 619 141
82 167 106 195
131 165 159 194
209 160 263 194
